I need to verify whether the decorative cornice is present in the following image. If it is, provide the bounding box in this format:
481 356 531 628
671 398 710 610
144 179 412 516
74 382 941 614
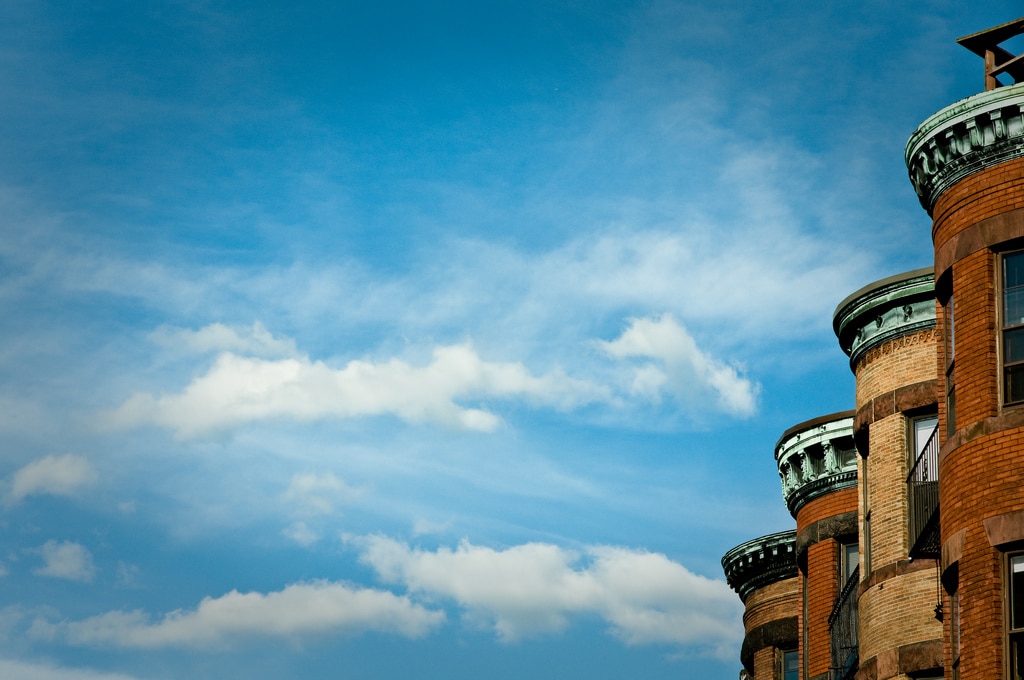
906 82 1024 214
856 329 937 372
721 530 798 603
775 412 857 516
833 268 936 371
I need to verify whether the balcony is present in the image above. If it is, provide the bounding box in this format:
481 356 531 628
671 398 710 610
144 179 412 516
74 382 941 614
907 424 940 559
829 566 859 680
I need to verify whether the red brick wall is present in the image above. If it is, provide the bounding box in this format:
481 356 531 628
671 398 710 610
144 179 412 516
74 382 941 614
940 431 1024 679
932 158 1024 243
797 490 858 678
951 249 998 428
930 157 1024 680
797 487 858 534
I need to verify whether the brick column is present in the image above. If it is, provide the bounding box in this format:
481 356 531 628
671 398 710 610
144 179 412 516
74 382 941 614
907 80 1024 680
834 270 944 679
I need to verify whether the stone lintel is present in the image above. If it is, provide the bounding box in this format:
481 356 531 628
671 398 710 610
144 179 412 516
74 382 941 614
984 508 1024 548
795 510 858 566
739 616 799 675
853 379 940 455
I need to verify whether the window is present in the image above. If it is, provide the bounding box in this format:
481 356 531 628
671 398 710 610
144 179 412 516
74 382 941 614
841 541 858 584
1003 251 1024 405
861 458 871 575
912 415 939 461
944 295 956 435
951 584 961 680
782 649 798 680
907 414 939 558
1009 553 1024 679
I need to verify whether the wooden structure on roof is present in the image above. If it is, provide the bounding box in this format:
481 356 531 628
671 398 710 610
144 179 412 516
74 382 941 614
958 17 1024 91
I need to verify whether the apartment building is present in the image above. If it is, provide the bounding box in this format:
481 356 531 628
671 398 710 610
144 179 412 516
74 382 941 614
722 18 1024 680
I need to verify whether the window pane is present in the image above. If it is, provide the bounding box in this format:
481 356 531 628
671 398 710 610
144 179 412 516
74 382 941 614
1007 286 1024 327
947 386 956 436
944 298 955 364
1012 555 1024 631
1013 634 1024 680
843 543 858 582
1006 252 1024 288
914 416 938 457
1008 365 1024 405
952 587 961 658
783 650 798 680
1007 327 1024 364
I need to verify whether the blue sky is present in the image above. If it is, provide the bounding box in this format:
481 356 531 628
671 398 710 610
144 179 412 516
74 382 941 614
1 2 1020 678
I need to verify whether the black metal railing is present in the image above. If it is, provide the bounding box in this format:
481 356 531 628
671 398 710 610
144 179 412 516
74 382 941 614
829 566 859 680
907 424 940 559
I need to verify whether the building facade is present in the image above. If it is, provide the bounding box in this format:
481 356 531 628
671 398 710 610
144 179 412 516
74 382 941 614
722 17 1024 680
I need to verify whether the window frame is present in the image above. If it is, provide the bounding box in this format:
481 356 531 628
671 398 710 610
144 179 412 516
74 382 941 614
840 541 859 586
951 581 961 680
780 648 798 680
861 455 871 576
909 414 939 466
1002 250 1024 407
943 293 956 436
1007 551 1024 680
906 412 939 558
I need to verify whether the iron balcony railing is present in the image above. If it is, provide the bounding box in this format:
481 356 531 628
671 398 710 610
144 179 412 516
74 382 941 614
829 565 859 680
907 424 940 559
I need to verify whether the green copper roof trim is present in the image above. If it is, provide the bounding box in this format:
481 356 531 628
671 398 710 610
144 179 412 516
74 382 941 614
721 530 797 603
906 81 1024 214
775 412 857 517
833 268 936 371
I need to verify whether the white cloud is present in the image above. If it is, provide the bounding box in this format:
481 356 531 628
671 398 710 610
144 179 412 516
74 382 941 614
412 518 453 537
47 581 444 648
282 522 319 547
8 454 97 504
32 541 96 582
150 322 297 358
599 314 758 417
359 536 741 654
281 472 363 515
103 344 606 438
0 658 142 680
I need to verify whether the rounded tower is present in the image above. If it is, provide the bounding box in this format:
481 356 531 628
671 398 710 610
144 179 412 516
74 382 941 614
833 268 943 679
775 412 858 680
904 17 1024 679
723 531 800 680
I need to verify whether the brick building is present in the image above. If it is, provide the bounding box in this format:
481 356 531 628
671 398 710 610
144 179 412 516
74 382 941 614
722 531 800 680
722 17 1024 680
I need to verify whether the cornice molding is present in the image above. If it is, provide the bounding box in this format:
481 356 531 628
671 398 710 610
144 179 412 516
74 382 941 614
774 413 857 516
906 82 1024 214
721 530 798 603
833 268 936 370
